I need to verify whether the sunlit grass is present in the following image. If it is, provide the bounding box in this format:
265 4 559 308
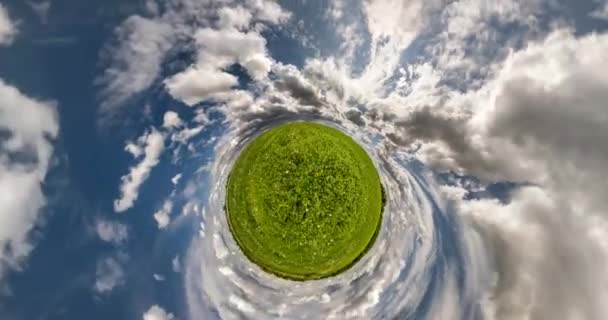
226 122 384 280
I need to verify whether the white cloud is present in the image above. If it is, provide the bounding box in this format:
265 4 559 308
415 30 608 183
316 0 543 109
125 143 143 158
143 305 174 320
153 274 165 281
591 2 608 21
153 200 172 229
193 109 210 124
182 201 200 216
245 0 291 24
162 111 183 129
0 4 17 46
98 0 290 120
95 220 128 244
327 0 346 20
0 79 58 281
172 256 181 273
242 53 273 80
429 0 541 90
190 27 270 74
165 27 273 106
164 66 238 106
213 90 255 118
114 130 165 212
171 126 205 143
94 255 126 293
410 29 608 320
356 0 427 91
218 6 252 30
171 174 182 185
99 15 174 112
27 1 51 24
450 186 608 320
363 0 424 42
369 30 608 320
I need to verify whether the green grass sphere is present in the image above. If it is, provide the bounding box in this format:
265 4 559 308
226 122 384 280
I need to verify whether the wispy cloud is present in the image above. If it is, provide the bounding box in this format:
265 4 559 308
95 219 128 244
94 254 127 294
114 129 165 212
0 4 17 45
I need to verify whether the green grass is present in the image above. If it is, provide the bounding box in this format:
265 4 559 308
226 122 384 280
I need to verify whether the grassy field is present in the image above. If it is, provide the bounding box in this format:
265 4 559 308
226 122 384 280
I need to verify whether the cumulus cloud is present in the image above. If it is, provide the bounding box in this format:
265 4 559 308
218 5 252 30
0 79 58 281
114 130 165 212
164 66 238 107
162 111 183 129
242 53 273 80
454 187 608 320
143 305 174 320
403 29 608 320
273 63 325 108
245 0 290 24
415 30 608 183
98 0 289 121
94 255 126 293
96 220 128 244
164 27 273 106
153 200 172 229
0 4 17 45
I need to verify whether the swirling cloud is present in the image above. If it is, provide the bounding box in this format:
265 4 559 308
98 0 608 319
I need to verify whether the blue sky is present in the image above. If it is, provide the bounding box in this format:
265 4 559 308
0 1 193 318
1 0 608 319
